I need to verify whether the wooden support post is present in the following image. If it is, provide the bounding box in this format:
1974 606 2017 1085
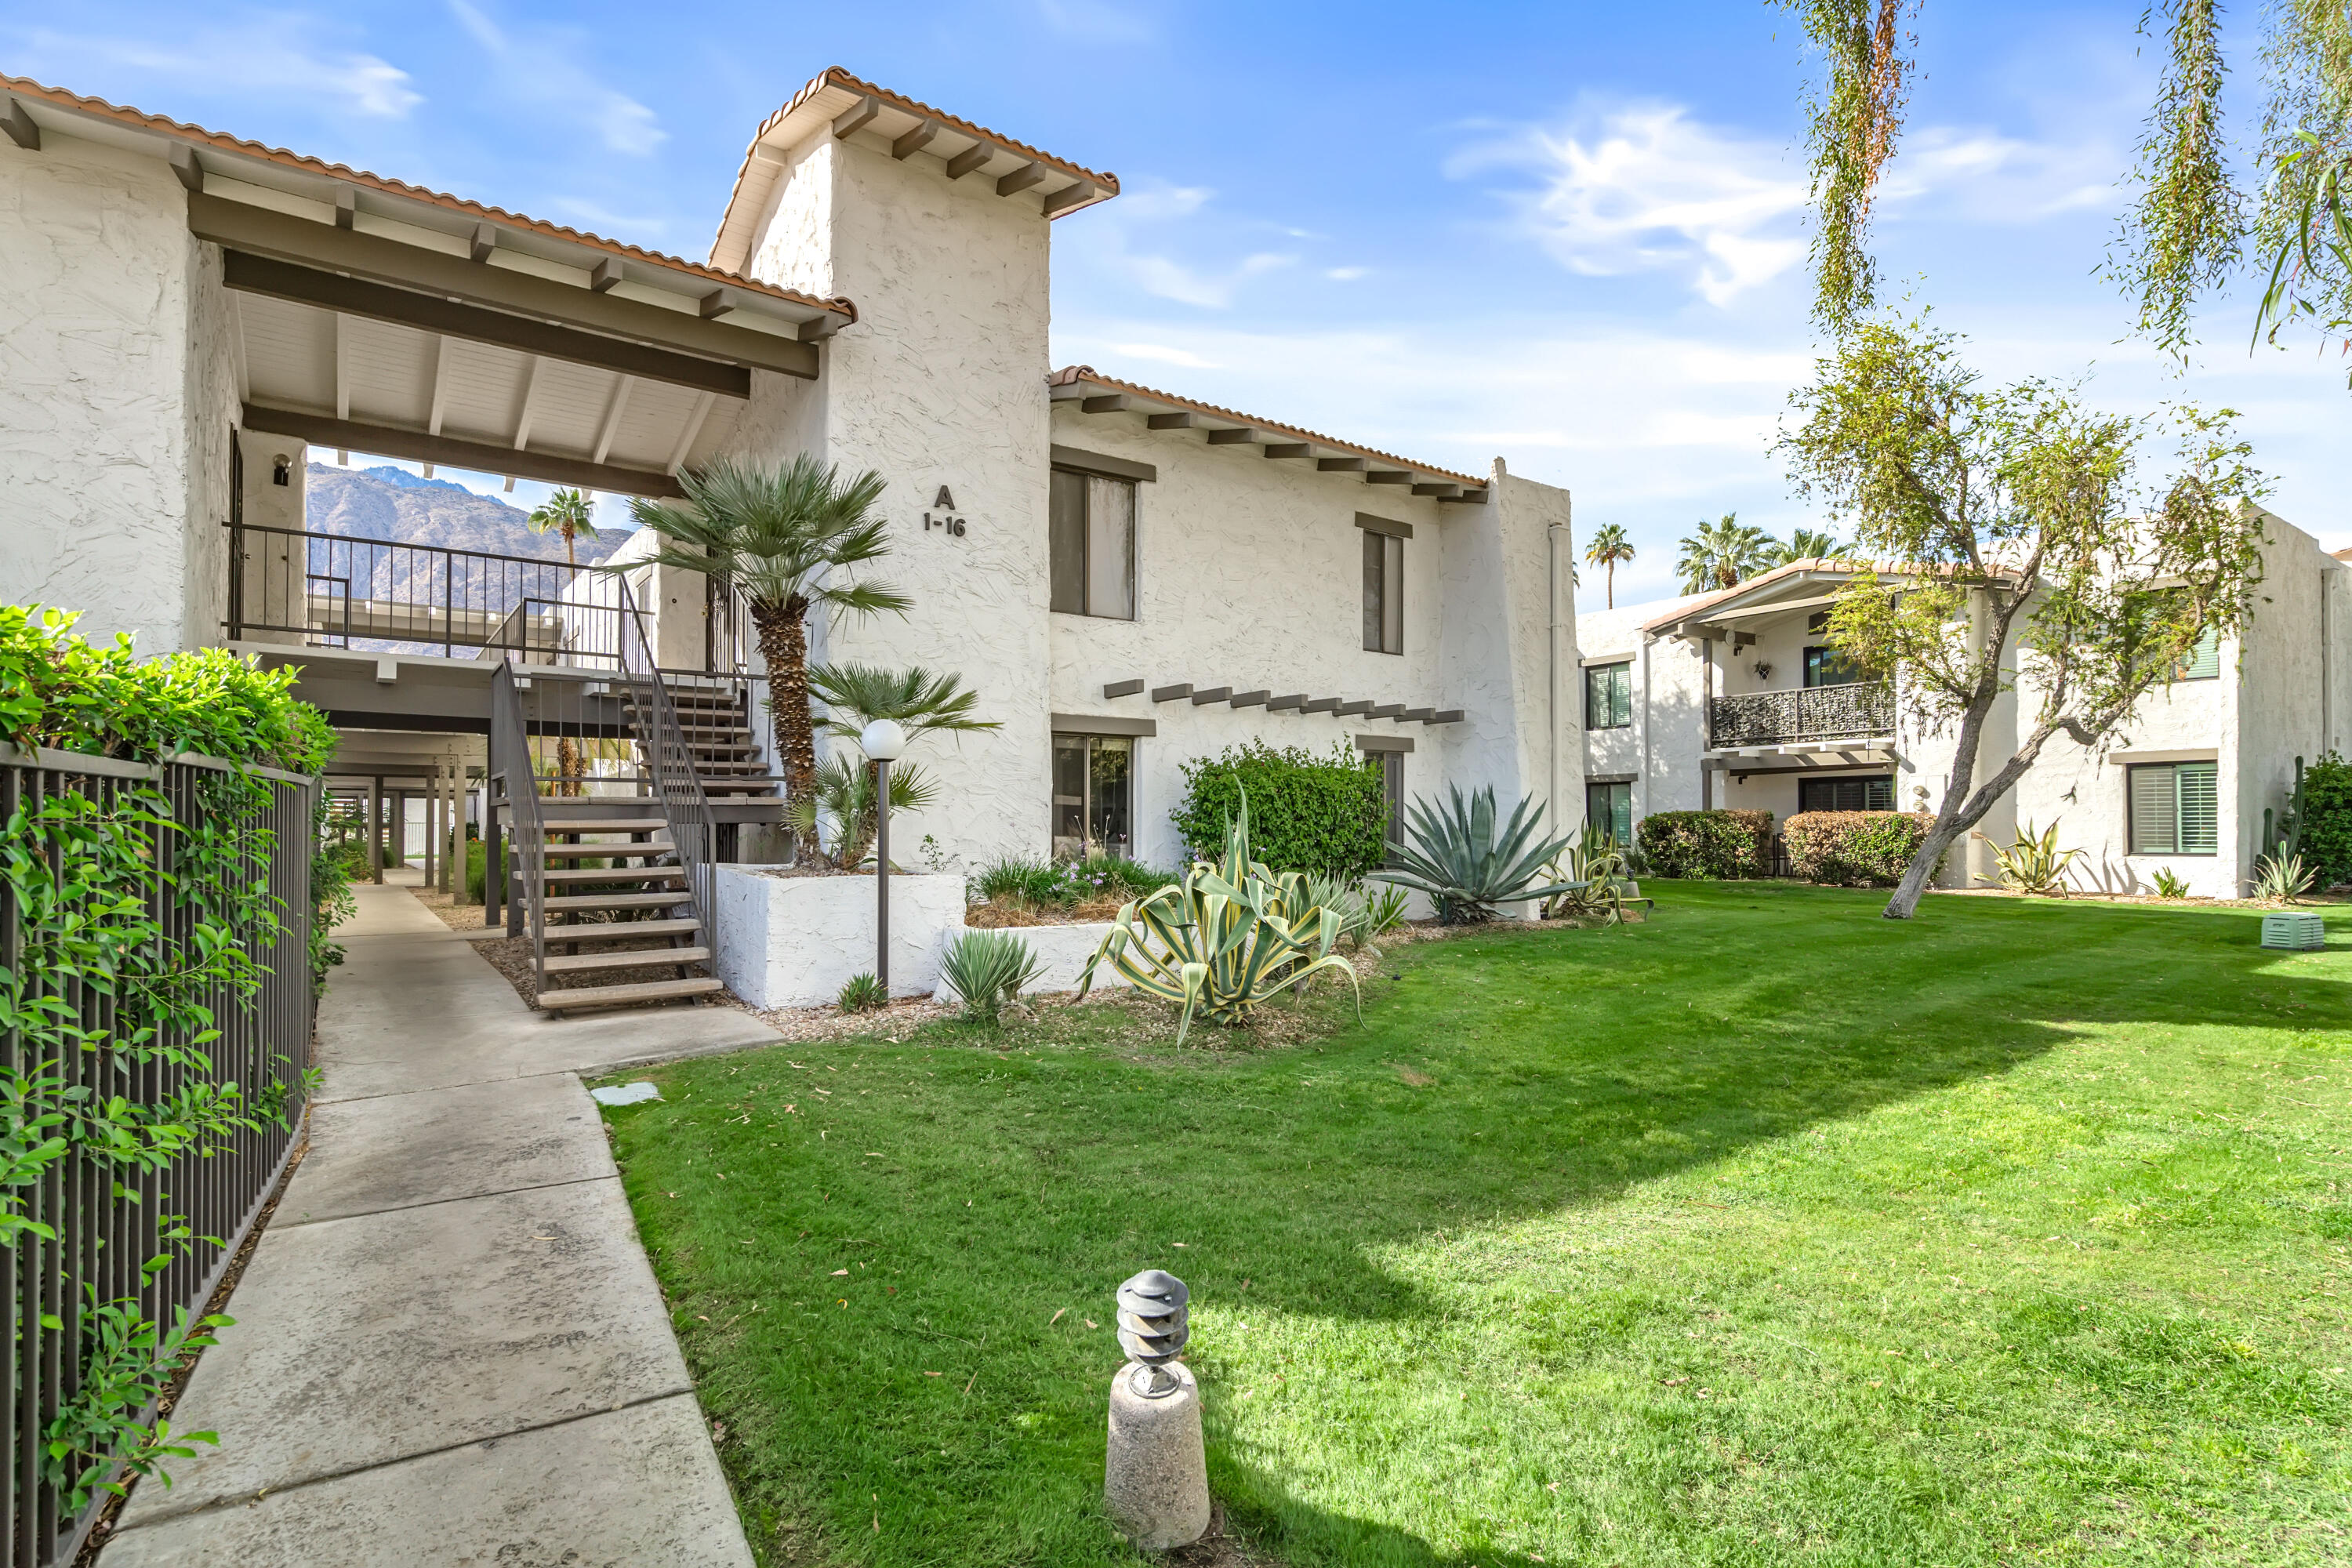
367 776 384 884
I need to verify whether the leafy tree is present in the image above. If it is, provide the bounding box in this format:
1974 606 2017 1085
1582 523 1637 608
1775 0 1917 332
1676 513 1777 593
628 457 909 861
526 488 600 564
1778 314 2270 919
1774 527 1848 564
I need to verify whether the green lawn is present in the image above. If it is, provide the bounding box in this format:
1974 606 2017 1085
601 884 2352 1567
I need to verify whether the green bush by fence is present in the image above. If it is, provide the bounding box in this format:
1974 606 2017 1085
1783 810 1938 887
1171 741 1387 877
2302 753 2352 889
1637 809 1776 879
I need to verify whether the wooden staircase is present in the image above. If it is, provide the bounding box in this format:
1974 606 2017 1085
529 809 725 1014
630 681 786 804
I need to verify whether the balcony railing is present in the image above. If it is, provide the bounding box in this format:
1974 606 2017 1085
1710 681 1894 746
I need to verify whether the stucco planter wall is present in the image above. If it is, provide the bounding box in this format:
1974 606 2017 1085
712 867 965 1008
933 921 1129 1004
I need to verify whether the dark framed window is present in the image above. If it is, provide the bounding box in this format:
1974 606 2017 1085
2129 760 2217 855
1378 752 1404 844
1798 774 1894 813
1051 733 1134 858
1586 780 1632 844
1803 645 1866 688
1361 530 1403 653
1050 468 1135 619
1584 662 1632 728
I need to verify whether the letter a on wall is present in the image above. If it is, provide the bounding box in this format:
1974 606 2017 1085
934 486 956 510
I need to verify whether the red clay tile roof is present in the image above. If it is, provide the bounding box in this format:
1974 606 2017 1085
0 71 855 318
1048 366 1488 491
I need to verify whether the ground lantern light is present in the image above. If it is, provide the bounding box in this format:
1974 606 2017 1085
858 719 907 991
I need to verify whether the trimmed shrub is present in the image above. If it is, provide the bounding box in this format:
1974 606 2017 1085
2302 753 2352 887
1784 811 1936 887
1171 741 1386 877
1637 810 1775 879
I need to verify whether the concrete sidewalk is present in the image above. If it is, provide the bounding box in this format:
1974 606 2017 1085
103 877 782 1566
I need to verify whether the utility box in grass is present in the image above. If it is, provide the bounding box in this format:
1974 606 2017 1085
2260 911 2326 950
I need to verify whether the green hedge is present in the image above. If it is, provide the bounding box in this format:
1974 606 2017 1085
1171 741 1387 877
1784 810 1938 887
1637 809 1776 879
2302 753 2352 888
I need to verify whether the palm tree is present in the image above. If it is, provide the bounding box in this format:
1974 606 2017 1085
1676 512 1777 594
527 488 600 564
1582 523 1636 609
1772 528 1846 566
805 662 999 746
628 456 909 861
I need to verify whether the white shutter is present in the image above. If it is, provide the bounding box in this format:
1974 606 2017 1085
2130 764 2178 855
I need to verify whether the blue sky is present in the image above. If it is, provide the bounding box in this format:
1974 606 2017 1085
9 0 2343 604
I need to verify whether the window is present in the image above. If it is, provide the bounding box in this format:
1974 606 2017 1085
2129 760 2218 855
1049 469 1135 619
1584 662 1632 729
1798 774 1894 813
1803 645 1867 688
1051 734 1133 858
1362 530 1403 653
1586 780 1632 844
2172 628 2221 681
1378 752 1404 845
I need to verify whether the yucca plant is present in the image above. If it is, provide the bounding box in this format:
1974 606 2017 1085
1077 793 1360 1045
1976 820 2082 896
1540 821 1633 924
1374 786 1577 923
837 971 887 1014
2150 866 2191 898
1363 883 1410 940
2254 850 2317 904
939 929 1045 1022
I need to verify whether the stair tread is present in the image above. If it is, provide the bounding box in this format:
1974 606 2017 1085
539 976 724 1011
532 917 701 942
546 890 690 911
539 842 676 860
541 866 684 884
543 817 670 831
540 945 710 975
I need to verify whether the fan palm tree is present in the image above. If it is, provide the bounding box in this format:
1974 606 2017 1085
1675 512 1777 594
1772 528 1846 566
627 456 909 861
806 662 999 744
527 488 600 564
1582 523 1636 609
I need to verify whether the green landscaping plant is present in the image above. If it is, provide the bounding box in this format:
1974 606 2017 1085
1784 810 1939 887
1979 820 2082 896
1171 741 1386 877
1078 794 1359 1044
2301 752 2352 887
2253 849 2317 904
837 972 887 1014
938 930 1045 1023
2150 866 2192 898
1637 809 1777 880
788 753 938 870
1540 821 1633 924
1377 785 1576 923
969 855 1173 915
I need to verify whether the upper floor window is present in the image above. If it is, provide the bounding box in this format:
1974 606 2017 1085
1050 468 1135 620
1803 644 1867 688
1585 662 1632 728
2171 628 2221 681
1361 528 1403 653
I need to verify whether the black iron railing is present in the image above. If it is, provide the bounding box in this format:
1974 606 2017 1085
0 746 314 1568
1710 682 1895 747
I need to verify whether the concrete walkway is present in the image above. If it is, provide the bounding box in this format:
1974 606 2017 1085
103 876 783 1566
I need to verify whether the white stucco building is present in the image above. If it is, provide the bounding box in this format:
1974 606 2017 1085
1578 518 2352 897
0 66 1583 877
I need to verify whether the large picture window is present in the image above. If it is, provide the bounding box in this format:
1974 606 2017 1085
2129 760 2218 855
1052 733 1133 858
1803 645 1867 688
1584 662 1632 729
1798 774 1894 813
1361 530 1403 653
1586 780 1632 844
1050 469 1135 620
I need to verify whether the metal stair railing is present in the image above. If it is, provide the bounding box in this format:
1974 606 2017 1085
489 660 552 993
614 575 722 973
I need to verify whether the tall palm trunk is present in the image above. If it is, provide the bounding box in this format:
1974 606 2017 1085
750 593 819 859
1605 563 1614 609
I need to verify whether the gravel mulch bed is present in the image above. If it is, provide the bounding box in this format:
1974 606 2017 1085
407 887 721 1011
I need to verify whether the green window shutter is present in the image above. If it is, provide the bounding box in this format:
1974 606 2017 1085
1610 782 1632 843
1610 665 1631 727
2174 629 2220 681
2129 764 2178 854
2176 761 2218 854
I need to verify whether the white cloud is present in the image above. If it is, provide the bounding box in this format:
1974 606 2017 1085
12 23 420 119
1326 266 1371 281
445 0 664 156
1059 181 1300 308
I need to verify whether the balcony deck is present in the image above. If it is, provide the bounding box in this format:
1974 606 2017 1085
1709 682 1894 748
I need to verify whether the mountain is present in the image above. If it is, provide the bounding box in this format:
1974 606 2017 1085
303 465 619 565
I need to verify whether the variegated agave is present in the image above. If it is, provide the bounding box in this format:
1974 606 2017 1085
1076 794 1361 1045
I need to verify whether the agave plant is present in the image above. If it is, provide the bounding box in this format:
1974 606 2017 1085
1077 794 1360 1045
1540 821 1633 924
1977 820 2082 896
1374 786 1577 924
938 929 1046 1022
2254 850 2317 904
837 971 887 1014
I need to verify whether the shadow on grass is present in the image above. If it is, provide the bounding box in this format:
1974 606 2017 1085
611 883 2352 1566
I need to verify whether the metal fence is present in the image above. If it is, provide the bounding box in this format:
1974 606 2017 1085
0 745 315 1568
1709 682 1896 747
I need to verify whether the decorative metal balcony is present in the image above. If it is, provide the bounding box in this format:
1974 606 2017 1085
1710 681 1894 747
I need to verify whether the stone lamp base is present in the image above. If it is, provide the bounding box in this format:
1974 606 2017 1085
1104 1361 1209 1549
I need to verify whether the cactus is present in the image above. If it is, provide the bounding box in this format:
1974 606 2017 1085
2264 756 2308 861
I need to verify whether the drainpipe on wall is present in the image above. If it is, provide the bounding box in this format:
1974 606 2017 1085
1548 520 1569 830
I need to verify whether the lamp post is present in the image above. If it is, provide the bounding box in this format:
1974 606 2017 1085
859 719 907 993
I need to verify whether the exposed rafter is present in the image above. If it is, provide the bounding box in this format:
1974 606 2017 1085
591 376 634 466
